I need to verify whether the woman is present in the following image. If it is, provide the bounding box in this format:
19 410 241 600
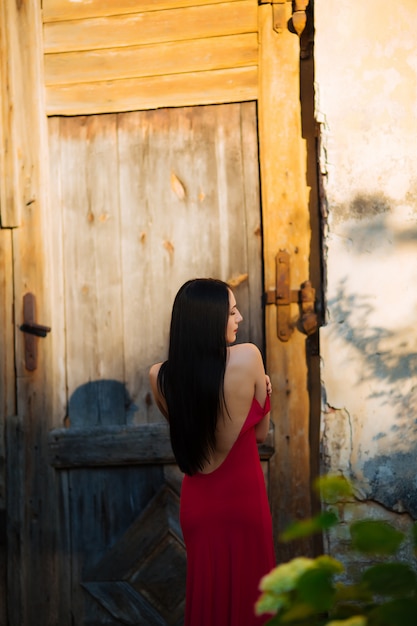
149 278 275 626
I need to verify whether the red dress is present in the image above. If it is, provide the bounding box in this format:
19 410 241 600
180 396 275 626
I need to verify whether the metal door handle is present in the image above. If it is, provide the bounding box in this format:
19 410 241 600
20 293 51 370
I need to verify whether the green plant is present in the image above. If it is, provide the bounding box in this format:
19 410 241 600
256 475 417 626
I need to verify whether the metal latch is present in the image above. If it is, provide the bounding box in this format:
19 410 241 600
20 293 51 370
264 250 318 342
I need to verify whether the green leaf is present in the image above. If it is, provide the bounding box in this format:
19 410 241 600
255 590 288 616
297 568 336 611
368 598 417 626
350 520 404 555
315 555 345 574
281 511 339 541
333 581 373 604
259 558 316 594
362 562 417 597
314 475 354 503
280 601 320 622
326 617 367 626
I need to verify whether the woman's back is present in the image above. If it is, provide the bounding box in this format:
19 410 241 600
199 342 270 474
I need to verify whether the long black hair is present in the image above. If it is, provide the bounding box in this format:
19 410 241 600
158 278 230 475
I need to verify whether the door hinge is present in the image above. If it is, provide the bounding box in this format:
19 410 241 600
20 293 51 371
264 250 318 342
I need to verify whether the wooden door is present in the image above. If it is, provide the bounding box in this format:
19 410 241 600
46 102 270 626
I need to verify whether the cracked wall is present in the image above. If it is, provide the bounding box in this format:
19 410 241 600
315 0 417 564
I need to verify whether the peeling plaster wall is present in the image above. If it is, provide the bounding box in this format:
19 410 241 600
314 0 417 553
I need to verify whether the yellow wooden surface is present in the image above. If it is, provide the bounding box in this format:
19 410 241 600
43 1 257 53
0 0 23 226
45 66 258 115
44 33 257 85
43 0 243 22
258 2 313 560
43 0 258 115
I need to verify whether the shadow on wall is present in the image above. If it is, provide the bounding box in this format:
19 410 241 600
67 380 138 428
325 193 417 518
332 191 417 253
329 281 417 518
329 278 417 410
363 451 417 518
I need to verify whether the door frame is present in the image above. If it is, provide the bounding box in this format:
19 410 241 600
258 2 319 560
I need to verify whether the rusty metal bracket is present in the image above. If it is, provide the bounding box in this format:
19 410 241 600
292 0 309 36
264 250 318 342
258 0 288 34
258 1 310 37
20 293 51 371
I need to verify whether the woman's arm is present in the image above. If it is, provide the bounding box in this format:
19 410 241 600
254 409 271 443
251 346 271 443
149 363 169 419
255 374 272 441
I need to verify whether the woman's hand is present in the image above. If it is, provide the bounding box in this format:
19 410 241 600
265 375 272 396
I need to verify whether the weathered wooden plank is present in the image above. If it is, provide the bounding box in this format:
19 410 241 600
43 1 257 53
48 423 174 467
46 116 68 426
258 2 313 560
45 66 258 115
53 470 73 626
0 0 24 226
48 424 274 468
238 102 263 351
82 581 168 626
42 0 244 23
44 33 258 86
54 116 125 412
4 0 62 623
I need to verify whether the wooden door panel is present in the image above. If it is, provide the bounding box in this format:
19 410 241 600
82 485 185 626
65 469 183 625
48 102 268 625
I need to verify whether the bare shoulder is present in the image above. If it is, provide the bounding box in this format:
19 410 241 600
149 362 168 418
226 343 265 386
149 362 163 396
224 343 267 415
149 362 162 382
228 342 263 367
